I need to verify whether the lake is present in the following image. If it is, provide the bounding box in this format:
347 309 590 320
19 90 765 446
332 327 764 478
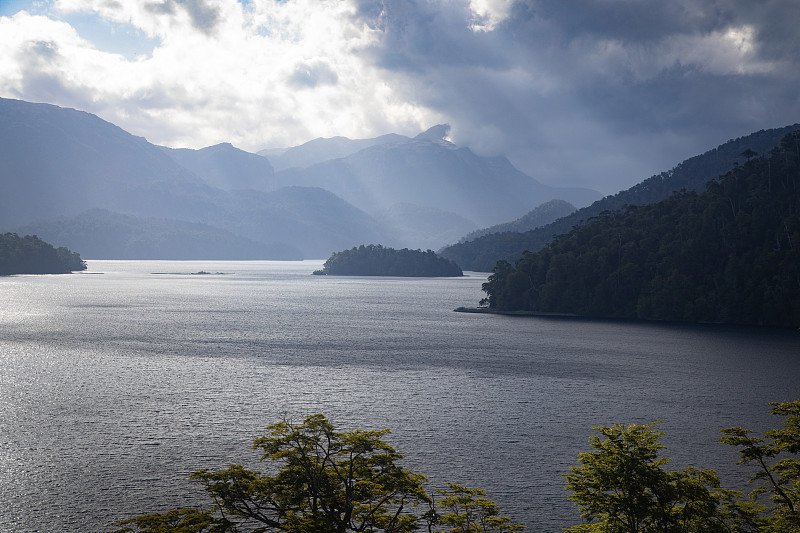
1 260 798 532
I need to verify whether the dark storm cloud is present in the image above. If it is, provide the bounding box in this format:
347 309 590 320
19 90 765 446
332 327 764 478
353 0 507 70
351 0 800 194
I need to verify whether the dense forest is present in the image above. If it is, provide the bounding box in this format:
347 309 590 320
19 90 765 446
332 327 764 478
480 133 800 328
316 244 463 277
0 233 86 275
442 124 800 272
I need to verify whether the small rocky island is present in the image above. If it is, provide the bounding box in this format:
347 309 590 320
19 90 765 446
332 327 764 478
0 233 86 275
314 244 463 277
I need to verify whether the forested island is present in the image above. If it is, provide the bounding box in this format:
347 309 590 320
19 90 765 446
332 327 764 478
0 233 86 275
479 133 800 328
315 244 463 277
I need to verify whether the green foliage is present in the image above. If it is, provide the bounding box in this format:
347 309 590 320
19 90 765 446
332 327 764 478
433 483 524 532
566 402 800 533
0 232 86 275
564 423 746 533
319 244 463 277
441 125 800 272
721 401 800 532
114 414 519 533
480 133 800 327
113 509 222 533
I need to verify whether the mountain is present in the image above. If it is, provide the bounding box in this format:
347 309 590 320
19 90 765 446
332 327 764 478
0 97 213 227
0 98 391 259
162 143 276 191
372 203 478 252
13 209 302 260
262 133 408 171
458 199 576 243
274 125 601 228
441 124 800 271
215 186 389 258
479 133 800 328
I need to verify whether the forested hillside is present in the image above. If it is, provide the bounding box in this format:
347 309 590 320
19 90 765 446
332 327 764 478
480 133 800 328
0 233 86 275
442 124 800 272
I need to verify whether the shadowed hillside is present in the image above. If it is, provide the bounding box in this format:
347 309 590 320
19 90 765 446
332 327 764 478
441 124 800 271
479 133 800 327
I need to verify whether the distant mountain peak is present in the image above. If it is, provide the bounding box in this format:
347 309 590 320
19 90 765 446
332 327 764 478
415 124 452 144
206 142 235 150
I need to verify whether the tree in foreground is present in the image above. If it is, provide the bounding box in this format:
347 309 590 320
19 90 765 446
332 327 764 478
563 422 750 533
113 414 522 533
433 483 524 533
565 400 800 533
721 400 800 532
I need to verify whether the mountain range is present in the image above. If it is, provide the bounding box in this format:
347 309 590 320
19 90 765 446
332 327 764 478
273 125 598 228
441 123 800 271
0 97 600 260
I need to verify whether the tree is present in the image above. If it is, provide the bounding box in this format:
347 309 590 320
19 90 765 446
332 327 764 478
564 423 750 533
721 400 800 532
114 414 519 533
433 483 524 533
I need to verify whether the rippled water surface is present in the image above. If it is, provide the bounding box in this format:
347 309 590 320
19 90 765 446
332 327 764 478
1 260 798 532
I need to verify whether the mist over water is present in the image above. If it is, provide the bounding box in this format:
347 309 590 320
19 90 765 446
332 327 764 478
1 260 798 532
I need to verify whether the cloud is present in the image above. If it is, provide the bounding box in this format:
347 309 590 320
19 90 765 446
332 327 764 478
288 60 339 89
1 0 799 195
0 1 439 152
349 0 800 192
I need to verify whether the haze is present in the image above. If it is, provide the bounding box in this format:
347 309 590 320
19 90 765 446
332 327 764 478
2 0 798 195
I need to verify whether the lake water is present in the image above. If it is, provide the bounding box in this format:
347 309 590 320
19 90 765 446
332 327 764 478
1 260 798 532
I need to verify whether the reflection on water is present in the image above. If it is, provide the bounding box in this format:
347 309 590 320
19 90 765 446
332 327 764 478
0 260 798 532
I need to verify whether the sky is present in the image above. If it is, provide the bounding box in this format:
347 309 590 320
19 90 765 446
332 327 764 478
0 0 798 195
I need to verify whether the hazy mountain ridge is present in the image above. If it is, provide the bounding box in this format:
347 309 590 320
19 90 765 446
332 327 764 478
5 96 792 265
262 133 409 171
273 126 601 229
440 124 800 271
161 143 276 192
373 203 478 252
0 97 600 258
0 98 212 227
0 97 390 259
458 199 577 244
13 209 303 260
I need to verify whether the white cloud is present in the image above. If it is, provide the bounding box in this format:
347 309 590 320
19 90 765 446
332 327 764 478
0 0 440 151
467 0 512 32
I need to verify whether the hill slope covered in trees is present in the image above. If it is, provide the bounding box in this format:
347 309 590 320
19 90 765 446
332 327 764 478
479 133 800 328
442 124 800 272
0 233 86 275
